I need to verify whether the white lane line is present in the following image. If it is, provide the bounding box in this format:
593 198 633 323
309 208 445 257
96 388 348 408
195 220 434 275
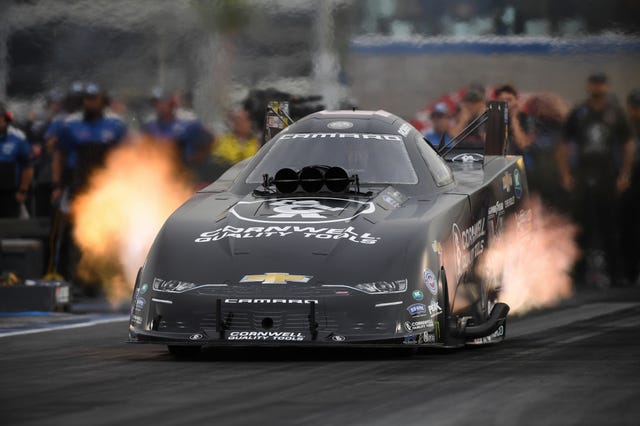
0 315 129 338
509 302 640 339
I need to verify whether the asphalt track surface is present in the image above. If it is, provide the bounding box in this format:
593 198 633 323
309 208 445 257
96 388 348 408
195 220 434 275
1 290 640 426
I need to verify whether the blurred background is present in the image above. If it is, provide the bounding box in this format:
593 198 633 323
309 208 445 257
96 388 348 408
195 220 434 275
1 0 639 306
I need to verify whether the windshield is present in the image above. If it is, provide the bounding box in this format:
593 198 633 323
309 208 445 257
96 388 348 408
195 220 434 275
246 132 419 184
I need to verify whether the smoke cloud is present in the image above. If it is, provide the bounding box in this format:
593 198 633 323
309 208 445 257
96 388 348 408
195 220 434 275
71 138 193 304
478 196 580 315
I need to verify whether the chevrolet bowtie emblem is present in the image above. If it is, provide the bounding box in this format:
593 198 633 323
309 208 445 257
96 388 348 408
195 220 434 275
240 273 312 284
502 172 513 192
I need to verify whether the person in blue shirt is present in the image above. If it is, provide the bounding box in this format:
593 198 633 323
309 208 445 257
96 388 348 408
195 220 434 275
0 102 34 218
142 87 212 171
424 102 453 150
52 83 127 203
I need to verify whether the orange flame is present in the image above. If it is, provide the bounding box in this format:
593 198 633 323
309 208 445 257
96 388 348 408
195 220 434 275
478 196 580 315
71 137 194 304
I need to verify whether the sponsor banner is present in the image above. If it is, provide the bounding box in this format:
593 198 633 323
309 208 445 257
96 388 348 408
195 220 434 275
452 218 486 278
428 301 443 318
407 303 427 316
279 133 402 141
195 224 380 245
404 319 434 332
228 331 305 341
229 198 376 225
224 298 319 304
412 290 424 301
424 269 438 295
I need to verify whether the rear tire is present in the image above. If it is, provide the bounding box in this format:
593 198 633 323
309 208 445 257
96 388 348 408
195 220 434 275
167 345 201 358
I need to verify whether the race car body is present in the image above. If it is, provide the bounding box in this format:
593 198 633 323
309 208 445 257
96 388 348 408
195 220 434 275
128 103 528 352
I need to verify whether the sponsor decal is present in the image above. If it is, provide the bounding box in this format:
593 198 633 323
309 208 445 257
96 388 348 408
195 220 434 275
55 286 70 304
488 200 506 239
513 169 522 198
195 224 380 245
240 273 312 285
382 194 401 208
428 300 443 318
398 123 412 137
502 171 513 192
224 298 319 304
189 333 204 341
229 197 376 225
131 314 143 325
407 303 427 316
135 297 145 309
422 331 436 343
432 240 443 255
504 196 515 208
424 269 438 295
228 331 305 341
327 121 353 130
412 290 424 301
331 335 346 342
472 325 505 344
139 283 149 295
279 133 402 141
452 218 486 278
404 319 434 332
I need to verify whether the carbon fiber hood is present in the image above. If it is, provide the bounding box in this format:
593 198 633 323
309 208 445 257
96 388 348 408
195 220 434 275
142 187 431 288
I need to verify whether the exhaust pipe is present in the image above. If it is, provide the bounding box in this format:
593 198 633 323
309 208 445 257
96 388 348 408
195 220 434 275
451 302 510 339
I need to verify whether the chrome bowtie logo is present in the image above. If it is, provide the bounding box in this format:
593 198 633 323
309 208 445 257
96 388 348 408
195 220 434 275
240 273 312 285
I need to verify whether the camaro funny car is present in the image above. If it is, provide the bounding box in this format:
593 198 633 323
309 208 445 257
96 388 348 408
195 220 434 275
129 103 527 355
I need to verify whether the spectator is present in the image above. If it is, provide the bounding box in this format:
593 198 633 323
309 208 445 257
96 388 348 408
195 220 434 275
558 73 635 286
424 102 452 149
211 108 260 167
50 83 127 285
142 87 212 172
449 83 486 149
52 83 127 202
619 89 640 284
494 84 531 154
0 102 33 218
519 92 569 210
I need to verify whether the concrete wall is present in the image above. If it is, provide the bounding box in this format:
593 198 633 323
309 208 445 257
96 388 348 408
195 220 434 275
345 40 640 118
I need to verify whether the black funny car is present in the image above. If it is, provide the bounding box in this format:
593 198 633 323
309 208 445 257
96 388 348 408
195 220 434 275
129 102 528 355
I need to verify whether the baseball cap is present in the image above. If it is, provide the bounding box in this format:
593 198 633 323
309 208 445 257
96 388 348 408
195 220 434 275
588 72 608 84
463 85 485 103
430 102 450 117
84 82 102 96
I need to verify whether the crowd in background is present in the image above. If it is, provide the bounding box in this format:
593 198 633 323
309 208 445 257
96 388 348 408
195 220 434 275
418 74 640 288
2 74 640 288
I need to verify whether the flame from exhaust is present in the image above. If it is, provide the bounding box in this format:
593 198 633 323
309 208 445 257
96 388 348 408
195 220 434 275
478 196 580 315
71 138 194 304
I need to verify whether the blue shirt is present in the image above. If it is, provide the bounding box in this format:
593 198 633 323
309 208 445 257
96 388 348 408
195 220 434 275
0 126 32 187
424 130 452 150
142 111 210 162
58 111 127 169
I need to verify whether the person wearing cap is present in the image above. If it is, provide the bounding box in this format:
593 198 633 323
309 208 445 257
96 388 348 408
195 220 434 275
449 83 486 149
142 87 212 174
0 102 34 218
211 108 260 167
52 83 127 202
494 84 532 155
558 73 635 286
424 102 453 149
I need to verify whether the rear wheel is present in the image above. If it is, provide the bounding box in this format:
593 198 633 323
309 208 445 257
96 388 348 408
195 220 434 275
167 345 201 358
